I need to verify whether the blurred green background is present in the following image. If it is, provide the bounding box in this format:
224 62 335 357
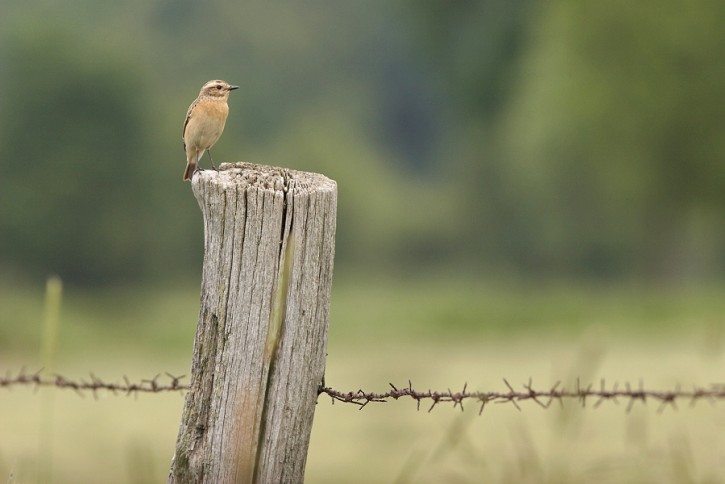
2 0 725 482
2 0 724 283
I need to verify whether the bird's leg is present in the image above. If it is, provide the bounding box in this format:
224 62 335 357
206 149 219 171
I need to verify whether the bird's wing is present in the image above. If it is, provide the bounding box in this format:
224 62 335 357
183 98 199 150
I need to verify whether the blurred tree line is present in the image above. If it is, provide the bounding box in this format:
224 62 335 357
1 0 723 284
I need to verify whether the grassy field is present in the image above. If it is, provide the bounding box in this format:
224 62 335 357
1 276 724 482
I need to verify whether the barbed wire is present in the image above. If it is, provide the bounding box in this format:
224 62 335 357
3 368 724 413
319 379 725 414
0 368 188 398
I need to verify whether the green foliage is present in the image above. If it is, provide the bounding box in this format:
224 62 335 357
496 0 725 277
0 0 724 283
0 22 157 281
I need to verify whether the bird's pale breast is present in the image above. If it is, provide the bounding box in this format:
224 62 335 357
184 100 230 151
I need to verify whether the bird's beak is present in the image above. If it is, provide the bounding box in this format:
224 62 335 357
228 85 240 91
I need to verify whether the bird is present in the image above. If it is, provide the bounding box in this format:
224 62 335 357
182 79 239 181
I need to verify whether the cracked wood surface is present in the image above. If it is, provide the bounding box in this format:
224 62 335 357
168 163 337 484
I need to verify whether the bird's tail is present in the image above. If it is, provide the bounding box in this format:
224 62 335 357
183 161 196 181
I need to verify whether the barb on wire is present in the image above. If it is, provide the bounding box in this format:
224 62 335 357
2 368 725 413
0 368 188 397
317 379 725 414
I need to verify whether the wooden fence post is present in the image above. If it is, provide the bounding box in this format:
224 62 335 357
168 162 337 484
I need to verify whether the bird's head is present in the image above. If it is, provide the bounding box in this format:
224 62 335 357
200 80 239 99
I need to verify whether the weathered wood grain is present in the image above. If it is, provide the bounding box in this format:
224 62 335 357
168 163 337 484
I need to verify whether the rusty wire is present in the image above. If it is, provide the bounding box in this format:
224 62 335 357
0 368 188 398
2 368 724 413
320 378 725 414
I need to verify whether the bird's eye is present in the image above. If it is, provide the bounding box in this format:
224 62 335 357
216 85 222 90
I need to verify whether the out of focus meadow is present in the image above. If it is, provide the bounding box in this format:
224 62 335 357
1 1 725 482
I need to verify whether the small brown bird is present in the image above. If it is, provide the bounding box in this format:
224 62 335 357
182 79 239 181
